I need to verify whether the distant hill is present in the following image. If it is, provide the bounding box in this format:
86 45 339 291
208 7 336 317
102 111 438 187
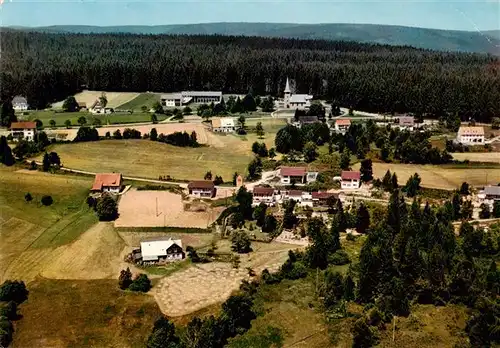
7 22 500 55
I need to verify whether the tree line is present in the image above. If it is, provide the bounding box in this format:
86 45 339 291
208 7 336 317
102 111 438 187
1 32 499 122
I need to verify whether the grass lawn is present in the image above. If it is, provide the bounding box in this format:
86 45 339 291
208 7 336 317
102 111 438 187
116 93 161 111
355 162 500 190
18 110 167 127
0 166 98 281
46 140 253 181
13 279 161 348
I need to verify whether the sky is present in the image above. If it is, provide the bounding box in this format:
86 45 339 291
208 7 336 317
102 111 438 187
1 0 499 31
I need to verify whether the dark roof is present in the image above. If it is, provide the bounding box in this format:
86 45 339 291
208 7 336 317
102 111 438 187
399 116 415 126
288 190 303 197
312 192 337 199
280 166 307 177
9 121 36 129
341 171 361 180
188 180 215 189
253 186 274 196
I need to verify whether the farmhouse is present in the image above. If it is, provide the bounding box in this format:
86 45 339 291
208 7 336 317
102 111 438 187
78 102 87 111
280 167 318 185
335 119 351 134
188 180 216 198
397 116 415 131
91 173 122 194
341 171 361 189
479 186 500 207
283 78 313 110
9 121 37 141
211 117 235 133
457 126 484 145
12 96 29 111
140 238 184 263
161 91 222 107
312 192 338 207
89 99 113 114
252 186 276 206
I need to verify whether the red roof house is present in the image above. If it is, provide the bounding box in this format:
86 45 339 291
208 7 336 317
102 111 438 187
253 186 275 196
92 173 122 193
9 121 37 130
341 171 361 189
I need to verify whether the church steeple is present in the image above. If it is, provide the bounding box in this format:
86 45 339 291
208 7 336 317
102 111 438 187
284 77 291 94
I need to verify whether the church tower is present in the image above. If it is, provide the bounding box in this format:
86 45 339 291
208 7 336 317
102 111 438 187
284 77 291 108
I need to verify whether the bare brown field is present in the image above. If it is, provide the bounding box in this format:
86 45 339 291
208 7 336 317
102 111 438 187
115 189 223 229
155 241 300 317
51 90 140 108
356 162 500 189
452 152 500 163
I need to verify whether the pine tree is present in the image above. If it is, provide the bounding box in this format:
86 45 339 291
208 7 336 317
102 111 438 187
0 136 15 166
382 170 392 191
42 152 50 172
356 203 370 234
360 159 373 182
340 148 350 170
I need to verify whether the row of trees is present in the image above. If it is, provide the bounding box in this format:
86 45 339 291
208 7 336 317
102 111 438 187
0 280 29 346
3 32 498 122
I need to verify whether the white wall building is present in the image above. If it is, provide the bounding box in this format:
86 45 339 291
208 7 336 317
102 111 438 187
161 91 222 107
279 167 318 185
457 126 485 145
9 122 37 142
211 117 235 133
283 78 313 110
341 171 361 189
140 238 184 262
91 173 122 194
335 119 351 134
12 96 29 111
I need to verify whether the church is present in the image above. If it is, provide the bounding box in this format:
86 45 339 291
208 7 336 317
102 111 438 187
283 77 313 110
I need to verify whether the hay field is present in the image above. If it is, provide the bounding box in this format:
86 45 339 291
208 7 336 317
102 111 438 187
0 167 102 282
51 90 140 108
155 241 297 317
452 152 500 163
115 189 223 229
47 139 252 180
116 93 161 110
355 162 500 190
12 279 161 348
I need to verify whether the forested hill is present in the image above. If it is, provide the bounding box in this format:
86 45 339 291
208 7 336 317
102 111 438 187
9 23 500 54
1 32 499 122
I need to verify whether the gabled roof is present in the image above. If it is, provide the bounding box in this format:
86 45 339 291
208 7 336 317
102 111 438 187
290 94 313 103
484 186 500 196
398 116 414 126
280 166 307 177
78 102 87 107
91 173 122 191
458 126 484 136
140 238 183 261
312 192 337 200
341 171 361 180
9 121 36 130
335 119 351 126
12 96 27 104
188 180 215 190
161 93 182 100
212 117 234 128
288 190 303 197
181 91 222 97
253 186 275 196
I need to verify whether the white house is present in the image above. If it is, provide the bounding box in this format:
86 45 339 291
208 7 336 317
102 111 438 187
12 96 29 111
89 99 113 114
161 91 222 107
140 238 184 263
188 181 216 198
341 171 361 189
252 186 276 206
335 119 351 134
9 121 37 142
283 78 313 110
457 126 484 145
211 117 235 133
397 116 415 131
91 173 122 194
279 167 318 185
478 186 500 208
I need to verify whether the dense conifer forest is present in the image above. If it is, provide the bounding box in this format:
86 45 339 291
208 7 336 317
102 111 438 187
1 32 499 122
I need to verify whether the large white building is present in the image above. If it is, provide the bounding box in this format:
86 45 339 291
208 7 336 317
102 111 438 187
140 238 184 262
211 117 235 133
457 126 485 145
341 171 361 189
279 167 318 185
283 78 313 110
9 121 37 141
12 96 29 111
161 91 222 107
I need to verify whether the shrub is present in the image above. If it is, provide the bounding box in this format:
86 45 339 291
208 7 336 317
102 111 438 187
41 195 53 206
231 230 252 254
328 250 351 265
118 268 133 290
129 274 152 292
24 192 33 203
0 302 17 320
0 318 13 347
0 280 29 304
